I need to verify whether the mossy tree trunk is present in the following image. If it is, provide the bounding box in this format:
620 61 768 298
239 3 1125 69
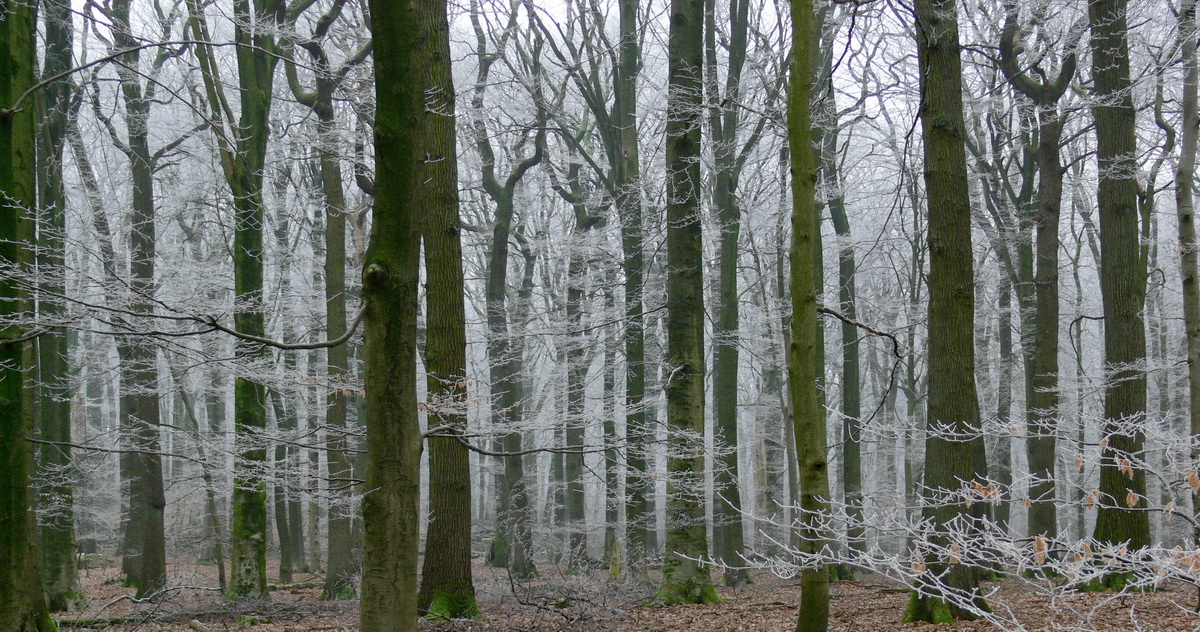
787 0 830 629
904 0 988 621
0 0 56 625
35 0 80 611
188 0 283 600
415 0 477 613
656 0 718 605
1087 0 1151 558
359 0 423 627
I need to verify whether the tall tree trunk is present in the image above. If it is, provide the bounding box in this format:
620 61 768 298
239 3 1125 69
1088 0 1151 560
998 8 1078 544
993 281 1014 532
706 0 751 586
603 281 620 571
360 0 422 627
820 72 864 564
788 0 829 629
1176 0 1200 550
563 163 591 568
614 0 649 573
279 1 360 597
321 135 355 596
111 0 167 596
0 0 55 626
416 0 476 610
188 0 283 600
229 3 277 599
656 0 717 604
270 205 299 583
1025 111 1065 542
35 0 80 610
469 2 544 576
270 391 295 584
904 0 987 620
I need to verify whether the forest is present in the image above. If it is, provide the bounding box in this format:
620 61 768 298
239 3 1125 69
2 0 1199 630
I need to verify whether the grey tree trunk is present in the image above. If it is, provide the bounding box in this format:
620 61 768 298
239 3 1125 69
1176 0 1200 549
469 1 544 576
110 0 167 595
705 0 757 586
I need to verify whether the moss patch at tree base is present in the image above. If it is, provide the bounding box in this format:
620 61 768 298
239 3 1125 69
829 565 857 582
652 579 723 606
901 590 989 624
421 589 480 620
901 591 955 624
1076 573 1151 593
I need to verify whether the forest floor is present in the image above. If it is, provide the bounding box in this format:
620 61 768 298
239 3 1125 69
54 553 1200 631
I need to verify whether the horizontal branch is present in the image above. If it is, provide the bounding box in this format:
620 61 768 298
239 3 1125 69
817 306 902 358
201 305 367 350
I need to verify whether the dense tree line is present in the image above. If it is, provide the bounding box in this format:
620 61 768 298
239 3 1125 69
2 0 1200 630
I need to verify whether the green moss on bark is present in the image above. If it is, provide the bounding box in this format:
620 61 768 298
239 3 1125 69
901 592 954 624
652 579 723 606
421 588 480 620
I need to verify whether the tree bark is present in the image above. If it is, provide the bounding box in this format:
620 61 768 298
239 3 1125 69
470 0 544 576
187 0 284 599
0 0 56 624
359 0 423 627
614 0 649 572
35 0 80 610
904 0 987 620
415 0 477 611
788 1 829 630
278 0 361 598
1176 0 1200 551
997 6 1078 543
656 0 717 604
110 0 167 596
1088 0 1151 560
706 0 752 586
817 46 863 565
